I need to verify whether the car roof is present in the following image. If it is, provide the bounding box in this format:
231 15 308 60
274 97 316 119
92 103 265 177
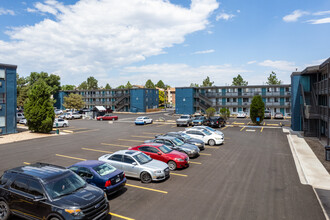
156 135 176 140
8 163 69 180
113 150 141 156
138 143 163 148
71 160 105 168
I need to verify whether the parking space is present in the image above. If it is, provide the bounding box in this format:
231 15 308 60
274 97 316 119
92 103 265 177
0 113 325 220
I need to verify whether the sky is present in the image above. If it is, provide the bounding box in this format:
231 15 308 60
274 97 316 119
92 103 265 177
0 0 329 88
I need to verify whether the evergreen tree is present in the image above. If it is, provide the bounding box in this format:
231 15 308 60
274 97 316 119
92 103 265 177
87 76 98 89
156 80 166 89
145 79 156 88
78 81 88 90
232 74 248 86
202 76 214 87
190 83 199 87
125 81 133 89
24 79 55 133
266 71 282 85
250 95 265 125
105 83 112 89
116 85 125 89
26 72 60 95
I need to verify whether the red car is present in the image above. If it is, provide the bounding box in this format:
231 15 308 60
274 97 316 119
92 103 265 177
97 114 118 121
129 143 189 170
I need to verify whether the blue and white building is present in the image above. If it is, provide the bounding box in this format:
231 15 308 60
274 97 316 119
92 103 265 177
0 63 17 135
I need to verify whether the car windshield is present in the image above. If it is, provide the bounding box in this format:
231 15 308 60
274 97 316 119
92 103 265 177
205 127 216 132
180 133 191 139
133 153 152 164
203 129 212 135
44 172 86 200
93 163 116 176
159 145 173 154
195 116 203 120
180 116 189 119
172 138 184 146
136 117 143 120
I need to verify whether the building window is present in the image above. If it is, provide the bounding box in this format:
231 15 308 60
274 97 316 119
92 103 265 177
243 98 249 102
233 107 237 112
0 116 5 127
274 98 278 102
0 94 5 104
233 98 237 102
0 69 4 80
286 98 290 102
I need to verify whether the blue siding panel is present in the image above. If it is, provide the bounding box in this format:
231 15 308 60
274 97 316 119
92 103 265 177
291 75 302 131
130 89 145 112
175 88 195 115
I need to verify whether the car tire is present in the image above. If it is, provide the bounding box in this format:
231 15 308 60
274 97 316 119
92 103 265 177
100 118 103 121
168 161 177 171
0 200 11 220
112 118 115 121
208 139 216 146
176 124 180 127
63 124 67 127
140 172 152 183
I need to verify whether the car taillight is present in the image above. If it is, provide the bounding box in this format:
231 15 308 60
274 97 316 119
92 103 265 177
105 180 111 187
123 173 125 178
216 121 219 124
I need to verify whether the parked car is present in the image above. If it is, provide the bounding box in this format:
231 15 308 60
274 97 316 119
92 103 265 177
183 128 224 146
129 143 189 170
0 163 109 220
19 118 27 125
53 118 69 127
237 111 247 118
135 116 153 125
16 112 24 123
176 115 193 127
97 114 118 121
54 109 63 115
99 150 169 183
264 110 272 119
193 126 225 138
68 160 126 195
64 112 82 120
206 116 226 128
192 116 207 126
158 132 205 150
274 112 284 119
145 136 200 158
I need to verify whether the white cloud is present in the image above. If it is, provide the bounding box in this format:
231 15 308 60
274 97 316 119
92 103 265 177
247 60 257 65
193 49 215 54
313 10 330 16
258 60 297 72
307 17 330 24
0 0 219 84
237 10 240 13
283 10 309 22
216 12 235 21
0 8 15 16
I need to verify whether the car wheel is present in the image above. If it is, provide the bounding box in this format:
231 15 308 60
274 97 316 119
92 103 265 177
0 200 11 220
112 118 115 121
168 161 177 171
208 139 216 146
63 124 67 127
100 118 103 121
140 172 152 183
176 124 180 127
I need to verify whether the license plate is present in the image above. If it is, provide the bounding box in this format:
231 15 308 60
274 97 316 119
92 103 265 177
116 178 120 183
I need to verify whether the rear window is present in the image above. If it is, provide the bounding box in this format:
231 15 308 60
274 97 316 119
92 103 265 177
0 173 12 185
93 163 116 176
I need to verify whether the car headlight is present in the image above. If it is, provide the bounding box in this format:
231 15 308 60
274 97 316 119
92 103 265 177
175 158 184 162
65 208 82 216
198 122 201 124
154 170 162 174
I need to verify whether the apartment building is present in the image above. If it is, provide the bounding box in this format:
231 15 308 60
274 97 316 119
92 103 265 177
175 85 291 115
0 63 17 135
54 88 159 113
291 57 330 138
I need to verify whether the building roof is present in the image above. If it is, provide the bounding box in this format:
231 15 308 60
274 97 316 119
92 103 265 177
0 63 17 69
94 106 106 111
176 84 291 89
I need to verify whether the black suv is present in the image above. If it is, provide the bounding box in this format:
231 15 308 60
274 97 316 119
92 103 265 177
0 163 109 220
206 116 226 128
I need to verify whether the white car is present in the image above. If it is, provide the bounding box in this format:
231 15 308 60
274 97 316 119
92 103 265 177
53 118 69 127
183 128 224 146
64 112 82 120
135 116 153 125
193 126 224 138
237 111 247 118
54 109 63 115
16 112 25 123
19 118 27 125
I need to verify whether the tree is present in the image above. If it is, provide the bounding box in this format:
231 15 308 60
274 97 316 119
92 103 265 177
267 71 282 85
61 85 75 90
156 80 166 89
206 107 216 118
250 95 265 125
232 74 248 86
17 73 28 108
202 76 214 87
26 72 60 95
24 79 55 133
145 79 156 89
63 93 85 110
159 90 165 105
105 83 112 89
116 85 125 89
190 83 199 87
220 108 230 120
78 81 88 90
87 76 98 90
125 81 133 89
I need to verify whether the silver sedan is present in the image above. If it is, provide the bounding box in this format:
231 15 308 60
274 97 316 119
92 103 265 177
99 150 170 183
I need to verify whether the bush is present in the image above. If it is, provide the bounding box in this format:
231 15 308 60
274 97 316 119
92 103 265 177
220 108 230 120
206 107 216 118
24 79 55 133
250 95 265 125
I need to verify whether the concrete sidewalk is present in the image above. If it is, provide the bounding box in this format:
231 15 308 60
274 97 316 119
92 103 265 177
286 128 330 220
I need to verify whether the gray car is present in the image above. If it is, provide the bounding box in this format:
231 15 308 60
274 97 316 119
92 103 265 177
98 150 170 183
145 136 200 158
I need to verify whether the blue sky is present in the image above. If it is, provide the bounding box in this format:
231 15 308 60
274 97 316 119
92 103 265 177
0 0 329 87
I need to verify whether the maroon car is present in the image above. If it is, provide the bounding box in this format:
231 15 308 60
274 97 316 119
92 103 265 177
97 114 118 121
129 143 189 170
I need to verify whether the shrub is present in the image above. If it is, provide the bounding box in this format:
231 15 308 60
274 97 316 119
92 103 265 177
220 108 230 120
206 107 216 118
250 95 265 125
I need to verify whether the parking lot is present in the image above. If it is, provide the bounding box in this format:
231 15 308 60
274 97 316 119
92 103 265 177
1 113 325 220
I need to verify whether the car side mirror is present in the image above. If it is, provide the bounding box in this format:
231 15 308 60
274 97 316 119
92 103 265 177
132 162 137 166
33 195 46 202
157 152 162 155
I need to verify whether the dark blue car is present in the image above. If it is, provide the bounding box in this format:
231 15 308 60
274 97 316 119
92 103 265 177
68 160 126 195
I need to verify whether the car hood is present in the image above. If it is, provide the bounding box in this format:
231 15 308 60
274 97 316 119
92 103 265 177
193 119 203 122
177 118 189 121
187 138 204 144
166 150 188 159
142 159 168 171
178 143 199 151
52 184 104 208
